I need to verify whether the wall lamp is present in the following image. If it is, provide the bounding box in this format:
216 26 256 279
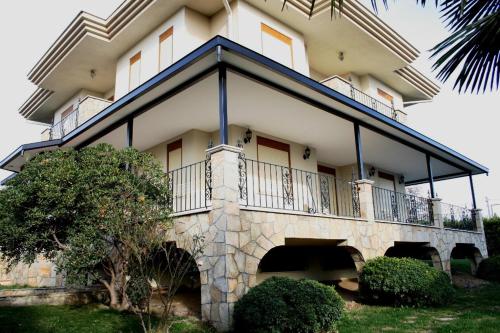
399 175 405 184
243 128 253 144
303 146 311 160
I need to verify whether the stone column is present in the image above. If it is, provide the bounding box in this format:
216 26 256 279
473 209 484 233
355 179 375 222
200 144 242 331
430 198 443 228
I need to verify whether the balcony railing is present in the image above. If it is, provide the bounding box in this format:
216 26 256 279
238 159 360 218
442 202 476 231
321 76 407 123
372 187 433 225
41 96 112 141
167 160 212 214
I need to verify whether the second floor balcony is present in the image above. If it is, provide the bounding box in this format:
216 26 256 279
321 76 408 123
41 96 112 141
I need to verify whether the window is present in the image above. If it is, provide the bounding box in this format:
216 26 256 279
377 88 393 104
261 23 293 68
129 51 141 91
159 27 174 71
167 139 182 171
61 104 73 120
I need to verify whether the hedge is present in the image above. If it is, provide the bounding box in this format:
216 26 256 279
359 257 454 307
233 277 344 333
477 255 500 282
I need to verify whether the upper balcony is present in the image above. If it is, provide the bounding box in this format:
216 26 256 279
41 96 112 141
321 76 407 123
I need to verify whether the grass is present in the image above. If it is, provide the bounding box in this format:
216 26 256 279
451 259 473 274
0 284 31 290
0 282 498 332
0 305 214 333
337 283 500 333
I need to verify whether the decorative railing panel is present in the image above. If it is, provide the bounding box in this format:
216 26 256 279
167 160 211 214
442 202 475 231
239 159 360 218
322 76 403 122
372 187 433 225
42 96 112 141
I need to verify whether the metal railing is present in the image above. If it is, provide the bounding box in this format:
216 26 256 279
321 76 402 122
167 160 212 214
372 187 433 225
442 202 476 231
42 96 112 140
238 158 360 218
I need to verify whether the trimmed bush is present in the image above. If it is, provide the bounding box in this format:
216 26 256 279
233 277 344 333
477 255 500 282
359 257 454 307
484 216 500 256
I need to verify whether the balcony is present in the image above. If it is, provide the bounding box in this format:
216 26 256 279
321 76 407 123
41 96 112 141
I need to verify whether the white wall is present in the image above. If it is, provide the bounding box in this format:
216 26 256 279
114 7 211 99
232 1 309 76
359 75 404 111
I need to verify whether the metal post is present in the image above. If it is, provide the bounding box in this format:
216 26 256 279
426 154 435 198
126 118 134 147
354 123 365 179
218 64 228 145
469 172 477 209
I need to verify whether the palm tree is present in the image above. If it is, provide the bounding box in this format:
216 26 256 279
280 0 499 94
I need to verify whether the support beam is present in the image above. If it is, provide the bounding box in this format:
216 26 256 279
218 64 228 145
426 154 435 198
469 172 477 209
126 118 133 147
354 123 365 179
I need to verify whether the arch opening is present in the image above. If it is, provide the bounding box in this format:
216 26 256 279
146 243 201 318
257 241 365 300
384 242 443 270
450 244 483 276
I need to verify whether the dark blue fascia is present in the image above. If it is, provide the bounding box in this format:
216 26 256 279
0 172 16 186
0 139 61 170
0 36 488 175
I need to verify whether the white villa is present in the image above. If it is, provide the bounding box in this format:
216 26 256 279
0 0 489 330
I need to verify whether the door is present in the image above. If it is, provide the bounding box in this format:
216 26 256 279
167 140 183 211
255 136 291 209
318 165 338 215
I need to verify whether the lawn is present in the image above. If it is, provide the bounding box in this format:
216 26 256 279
337 283 500 333
0 305 213 333
0 283 498 333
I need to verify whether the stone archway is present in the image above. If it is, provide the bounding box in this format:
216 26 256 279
450 244 483 276
148 243 202 317
384 242 444 270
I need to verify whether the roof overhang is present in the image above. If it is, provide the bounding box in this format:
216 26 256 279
20 0 439 123
3 37 486 181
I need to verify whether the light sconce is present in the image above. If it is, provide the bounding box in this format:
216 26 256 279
338 51 345 62
90 69 96 79
303 146 311 160
368 166 376 177
398 175 405 184
243 128 253 144
207 138 214 149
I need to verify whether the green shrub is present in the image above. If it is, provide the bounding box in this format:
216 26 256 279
359 257 454 307
233 277 344 333
484 216 500 256
477 255 500 282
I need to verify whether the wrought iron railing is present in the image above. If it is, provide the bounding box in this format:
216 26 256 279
42 96 112 140
167 160 211 213
322 76 402 122
372 187 433 225
238 158 360 218
442 202 476 231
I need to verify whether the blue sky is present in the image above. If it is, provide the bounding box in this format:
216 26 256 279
0 0 497 214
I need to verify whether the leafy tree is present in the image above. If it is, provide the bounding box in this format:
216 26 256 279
0 144 172 310
281 0 499 93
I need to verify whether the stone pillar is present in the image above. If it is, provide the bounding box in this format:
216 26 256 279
200 144 242 331
355 179 375 222
473 209 484 233
430 198 443 228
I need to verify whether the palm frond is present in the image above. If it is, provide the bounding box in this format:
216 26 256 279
431 0 500 93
